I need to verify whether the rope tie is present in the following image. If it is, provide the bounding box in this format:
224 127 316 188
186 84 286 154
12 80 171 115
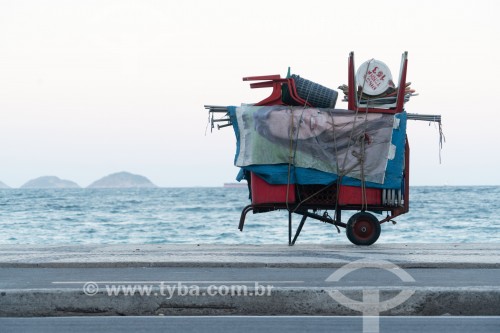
286 106 307 211
359 102 371 211
359 134 368 211
332 61 372 214
438 121 446 163
286 106 295 211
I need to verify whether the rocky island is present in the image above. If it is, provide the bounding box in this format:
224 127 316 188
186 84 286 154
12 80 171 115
20 176 81 189
87 171 157 188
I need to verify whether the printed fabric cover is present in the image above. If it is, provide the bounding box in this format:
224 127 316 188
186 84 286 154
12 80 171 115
229 105 407 189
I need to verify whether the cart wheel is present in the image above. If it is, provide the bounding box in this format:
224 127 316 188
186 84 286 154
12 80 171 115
346 212 381 246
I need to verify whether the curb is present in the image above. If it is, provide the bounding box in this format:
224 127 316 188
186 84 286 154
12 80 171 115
1 287 500 317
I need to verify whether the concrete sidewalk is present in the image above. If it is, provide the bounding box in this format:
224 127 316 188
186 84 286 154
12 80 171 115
0 243 499 316
1 243 499 268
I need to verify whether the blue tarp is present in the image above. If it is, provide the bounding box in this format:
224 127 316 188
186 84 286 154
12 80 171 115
228 106 407 189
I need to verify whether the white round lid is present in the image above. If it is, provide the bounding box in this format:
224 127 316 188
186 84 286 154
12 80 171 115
356 59 393 96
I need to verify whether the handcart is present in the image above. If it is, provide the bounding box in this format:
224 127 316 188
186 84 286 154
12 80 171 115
206 51 442 246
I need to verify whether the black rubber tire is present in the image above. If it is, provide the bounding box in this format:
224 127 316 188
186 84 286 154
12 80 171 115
346 212 381 246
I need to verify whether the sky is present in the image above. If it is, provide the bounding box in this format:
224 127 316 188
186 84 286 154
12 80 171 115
0 0 498 187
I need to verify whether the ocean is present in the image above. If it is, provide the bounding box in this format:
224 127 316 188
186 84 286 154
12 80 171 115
0 186 499 245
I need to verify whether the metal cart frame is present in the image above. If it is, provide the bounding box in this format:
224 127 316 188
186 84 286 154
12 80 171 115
236 52 411 245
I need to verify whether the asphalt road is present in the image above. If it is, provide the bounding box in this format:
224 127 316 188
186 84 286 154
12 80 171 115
1 267 499 289
1 316 499 333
